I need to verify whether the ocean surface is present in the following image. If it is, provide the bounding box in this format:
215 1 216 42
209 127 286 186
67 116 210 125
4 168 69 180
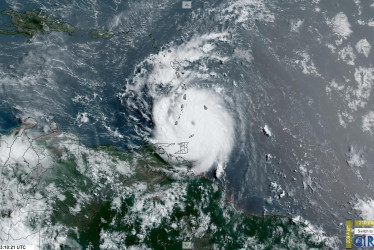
1 0 374 247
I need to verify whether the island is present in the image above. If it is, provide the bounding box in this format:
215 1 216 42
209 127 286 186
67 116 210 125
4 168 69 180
0 9 75 40
91 29 115 39
0 118 330 248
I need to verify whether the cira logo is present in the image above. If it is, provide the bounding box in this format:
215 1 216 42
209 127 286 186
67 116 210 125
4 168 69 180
353 235 374 247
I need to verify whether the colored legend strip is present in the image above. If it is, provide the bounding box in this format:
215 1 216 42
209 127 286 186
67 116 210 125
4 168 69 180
346 220 352 249
354 220 374 227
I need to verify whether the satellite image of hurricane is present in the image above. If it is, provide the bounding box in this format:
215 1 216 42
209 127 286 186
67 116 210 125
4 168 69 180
1 0 374 249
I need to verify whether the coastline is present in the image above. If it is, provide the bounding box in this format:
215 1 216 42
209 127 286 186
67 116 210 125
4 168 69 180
0 117 332 248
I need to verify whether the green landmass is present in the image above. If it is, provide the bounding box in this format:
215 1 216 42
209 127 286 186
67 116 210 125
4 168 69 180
91 29 115 39
0 9 75 40
0 9 132 41
40 138 329 248
0 121 332 248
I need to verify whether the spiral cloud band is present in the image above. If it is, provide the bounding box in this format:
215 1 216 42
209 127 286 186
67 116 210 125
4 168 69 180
152 88 235 175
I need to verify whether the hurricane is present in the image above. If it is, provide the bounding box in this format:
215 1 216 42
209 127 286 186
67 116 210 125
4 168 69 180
151 87 235 175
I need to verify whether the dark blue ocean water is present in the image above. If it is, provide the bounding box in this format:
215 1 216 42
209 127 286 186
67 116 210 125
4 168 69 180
3 1 374 247
0 0 200 149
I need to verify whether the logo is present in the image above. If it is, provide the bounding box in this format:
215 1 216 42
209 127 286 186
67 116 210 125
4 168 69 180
353 235 374 247
182 1 192 9
346 220 374 248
